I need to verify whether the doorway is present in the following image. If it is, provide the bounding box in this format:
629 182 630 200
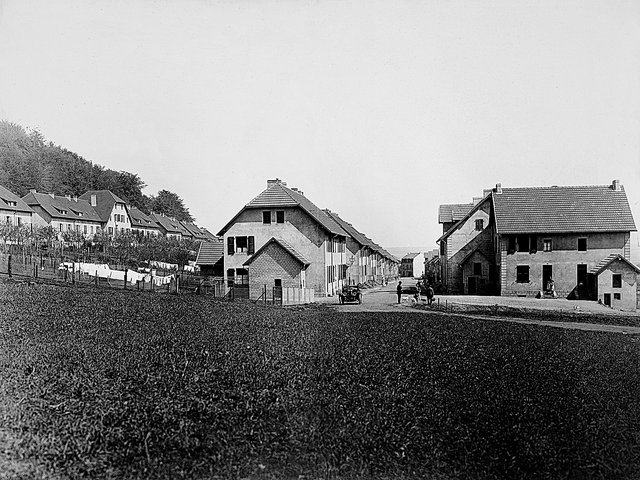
467 277 477 294
577 264 588 298
604 293 611 307
542 265 552 292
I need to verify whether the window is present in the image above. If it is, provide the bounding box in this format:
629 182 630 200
475 219 484 231
17 217 21 226
612 274 622 288
236 268 249 285
59 223 63 232
517 235 529 253
508 236 516 253
262 211 271 224
543 239 552 252
248 236 255 254
75 224 80 231
109 227 114 235
578 238 587 251
236 236 248 254
614 293 621 300
227 268 235 287
473 262 482 276
84 225 87 234
227 237 235 255
276 211 285 223
516 266 530 283
274 279 282 287
5 216 10 224
90 226 94 234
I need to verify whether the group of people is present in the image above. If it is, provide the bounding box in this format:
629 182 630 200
396 279 435 305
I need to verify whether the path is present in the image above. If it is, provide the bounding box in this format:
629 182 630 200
321 280 640 335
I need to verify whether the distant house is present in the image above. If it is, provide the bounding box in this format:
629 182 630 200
399 252 425 278
128 207 160 237
150 213 183 240
217 179 349 298
1 185 34 228
590 254 640 311
23 190 102 237
195 239 224 277
180 221 207 241
437 180 638 309
79 190 131 235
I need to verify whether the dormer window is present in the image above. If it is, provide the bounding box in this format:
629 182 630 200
276 211 285 223
475 219 484 231
2 199 17 207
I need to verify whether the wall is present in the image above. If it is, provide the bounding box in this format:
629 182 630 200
0 209 33 228
461 251 493 295
596 260 638 312
247 242 303 299
501 232 629 297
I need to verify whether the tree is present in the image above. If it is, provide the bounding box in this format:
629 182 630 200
148 190 194 222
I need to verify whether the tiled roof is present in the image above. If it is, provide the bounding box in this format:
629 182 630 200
437 197 490 243
0 185 34 214
23 192 101 222
323 210 373 247
180 221 207 239
402 252 421 260
128 207 159 229
243 237 310 267
196 240 224 266
218 182 348 237
590 254 640 275
150 213 183 234
78 190 127 222
493 185 637 234
199 227 220 242
439 203 474 223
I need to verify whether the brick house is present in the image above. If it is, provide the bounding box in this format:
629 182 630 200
437 181 637 307
217 179 350 298
1 185 34 229
23 190 102 237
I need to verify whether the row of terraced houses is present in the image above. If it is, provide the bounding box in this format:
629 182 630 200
0 186 218 242
437 180 640 311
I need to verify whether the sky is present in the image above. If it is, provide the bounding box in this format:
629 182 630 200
1 0 639 252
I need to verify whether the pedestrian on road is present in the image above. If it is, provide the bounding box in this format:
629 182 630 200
397 281 402 304
427 285 434 305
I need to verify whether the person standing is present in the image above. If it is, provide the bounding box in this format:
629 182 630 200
397 281 402 304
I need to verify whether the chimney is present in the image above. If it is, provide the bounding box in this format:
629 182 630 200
612 179 621 191
267 178 285 188
65 195 71 200
472 197 482 205
494 183 502 194
90 194 97 206
30 189 36 194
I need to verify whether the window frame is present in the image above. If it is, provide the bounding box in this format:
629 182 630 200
516 265 530 283
612 274 622 289
262 211 271 224
473 262 482 276
577 238 587 252
276 211 285 224
475 219 484 231
543 238 552 252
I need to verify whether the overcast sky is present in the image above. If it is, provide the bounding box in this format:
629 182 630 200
1 0 639 251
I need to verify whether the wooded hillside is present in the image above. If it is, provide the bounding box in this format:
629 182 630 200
0 121 194 222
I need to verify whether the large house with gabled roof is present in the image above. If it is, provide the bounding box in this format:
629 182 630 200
437 180 638 310
217 179 351 297
128 207 160 237
23 190 102 237
78 190 131 235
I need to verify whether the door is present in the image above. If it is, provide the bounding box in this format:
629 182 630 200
467 277 477 294
542 265 552 292
604 293 611 307
577 264 588 298
273 279 282 305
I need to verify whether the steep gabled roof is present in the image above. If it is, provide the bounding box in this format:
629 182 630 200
195 240 224 266
23 191 101 222
402 252 421 260
458 248 491 266
243 237 310 267
78 190 127 223
323 210 372 247
180 221 207 240
437 195 491 243
0 185 34 214
128 207 159 229
217 182 348 237
199 227 220 242
493 184 636 234
590 254 640 275
439 203 475 224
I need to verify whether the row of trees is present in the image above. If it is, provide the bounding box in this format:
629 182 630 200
0 120 194 221
0 223 199 269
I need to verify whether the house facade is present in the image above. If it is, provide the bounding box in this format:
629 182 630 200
150 213 183 240
1 185 34 229
437 181 638 309
128 207 160 237
217 179 352 298
79 190 131 235
400 252 425 278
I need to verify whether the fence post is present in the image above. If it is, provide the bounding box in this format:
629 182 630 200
124 269 128 290
7 254 11 278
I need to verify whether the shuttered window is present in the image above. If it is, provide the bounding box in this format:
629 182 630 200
248 236 255 254
227 237 234 255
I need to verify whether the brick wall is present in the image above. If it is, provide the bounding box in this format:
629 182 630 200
247 242 303 300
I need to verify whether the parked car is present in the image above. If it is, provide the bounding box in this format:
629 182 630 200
339 285 362 304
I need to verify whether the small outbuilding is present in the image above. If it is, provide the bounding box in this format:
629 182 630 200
589 254 640 312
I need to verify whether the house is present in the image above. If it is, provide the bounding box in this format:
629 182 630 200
217 179 349 298
589 254 640 312
399 252 425 278
437 180 638 308
79 190 131 235
180 221 208 241
195 239 224 277
323 210 399 285
128 207 160 237
22 190 102 237
0 185 34 228
150 213 183 240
